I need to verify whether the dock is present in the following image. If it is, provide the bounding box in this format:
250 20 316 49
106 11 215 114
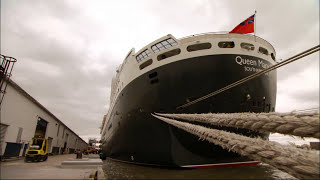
0 154 104 179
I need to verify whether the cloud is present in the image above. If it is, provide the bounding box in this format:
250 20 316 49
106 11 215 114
276 60 319 112
1 0 319 142
1 0 115 140
270 133 318 146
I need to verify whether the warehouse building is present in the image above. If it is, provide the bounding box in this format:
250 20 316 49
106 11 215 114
0 79 87 159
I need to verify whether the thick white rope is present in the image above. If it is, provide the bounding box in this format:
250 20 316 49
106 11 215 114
152 114 319 179
156 111 319 139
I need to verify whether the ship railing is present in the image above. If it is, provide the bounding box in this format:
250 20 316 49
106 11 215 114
178 31 273 51
178 31 230 40
179 31 263 40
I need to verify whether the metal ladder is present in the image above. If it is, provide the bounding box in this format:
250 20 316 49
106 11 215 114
0 54 17 106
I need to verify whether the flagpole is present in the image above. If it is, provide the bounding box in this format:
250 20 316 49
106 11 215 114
254 10 257 42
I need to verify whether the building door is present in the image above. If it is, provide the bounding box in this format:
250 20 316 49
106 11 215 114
3 142 22 157
34 117 47 138
22 143 28 157
62 142 67 154
75 139 78 150
16 127 23 143
64 133 69 153
0 123 9 155
47 137 53 154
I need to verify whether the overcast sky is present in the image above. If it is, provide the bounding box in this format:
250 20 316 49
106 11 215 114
1 0 319 142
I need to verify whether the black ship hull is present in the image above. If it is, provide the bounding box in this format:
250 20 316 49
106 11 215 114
101 54 277 167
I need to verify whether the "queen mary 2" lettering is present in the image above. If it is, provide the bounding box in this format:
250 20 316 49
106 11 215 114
235 56 270 69
235 56 270 74
235 56 257 66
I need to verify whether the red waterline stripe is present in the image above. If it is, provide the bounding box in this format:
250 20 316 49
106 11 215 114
182 161 260 169
107 157 168 167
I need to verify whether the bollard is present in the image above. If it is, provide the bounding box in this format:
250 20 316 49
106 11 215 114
76 150 82 159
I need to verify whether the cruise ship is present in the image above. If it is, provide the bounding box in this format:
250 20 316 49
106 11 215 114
100 32 277 168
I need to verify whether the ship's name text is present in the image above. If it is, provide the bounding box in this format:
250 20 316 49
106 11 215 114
235 56 269 69
235 56 270 75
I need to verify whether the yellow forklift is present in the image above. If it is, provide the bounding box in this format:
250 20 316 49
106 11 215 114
25 138 48 162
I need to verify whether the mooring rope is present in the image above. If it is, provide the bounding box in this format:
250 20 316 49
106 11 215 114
152 114 320 179
156 110 320 139
177 45 320 109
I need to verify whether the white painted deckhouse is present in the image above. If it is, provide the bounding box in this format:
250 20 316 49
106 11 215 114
0 79 87 159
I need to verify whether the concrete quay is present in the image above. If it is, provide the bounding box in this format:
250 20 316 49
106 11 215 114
0 154 104 179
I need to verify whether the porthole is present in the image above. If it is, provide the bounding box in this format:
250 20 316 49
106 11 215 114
149 72 158 79
150 78 159 84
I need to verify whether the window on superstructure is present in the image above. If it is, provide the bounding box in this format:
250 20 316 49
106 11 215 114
271 53 275 61
218 41 235 48
157 48 181 61
139 59 153 70
240 43 255 51
259 47 269 55
151 38 178 53
187 43 212 52
136 49 151 63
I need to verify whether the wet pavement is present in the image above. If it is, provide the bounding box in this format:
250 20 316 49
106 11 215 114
0 154 97 179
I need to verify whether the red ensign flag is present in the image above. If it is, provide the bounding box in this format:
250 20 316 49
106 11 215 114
230 14 255 34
